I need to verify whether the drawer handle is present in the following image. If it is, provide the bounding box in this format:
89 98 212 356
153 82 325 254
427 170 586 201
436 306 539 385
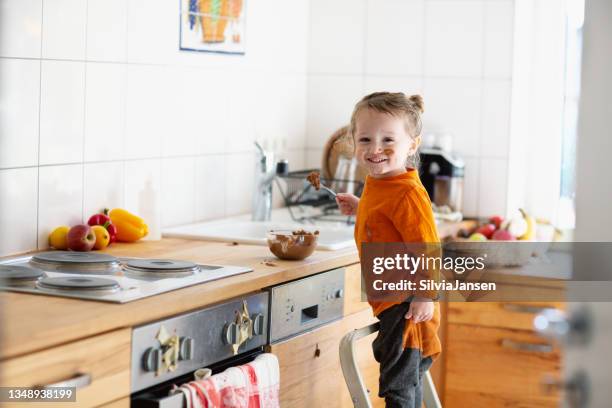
38 373 92 389
501 339 553 353
502 304 550 314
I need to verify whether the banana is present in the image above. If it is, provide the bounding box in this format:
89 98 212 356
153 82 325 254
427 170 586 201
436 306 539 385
518 208 535 240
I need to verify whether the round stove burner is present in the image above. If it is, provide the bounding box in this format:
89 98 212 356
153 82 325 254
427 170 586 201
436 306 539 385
126 259 198 271
32 251 119 264
30 251 122 274
0 265 45 286
123 259 200 278
36 276 120 293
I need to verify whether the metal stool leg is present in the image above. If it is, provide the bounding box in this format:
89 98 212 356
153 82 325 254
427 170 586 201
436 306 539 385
339 322 442 408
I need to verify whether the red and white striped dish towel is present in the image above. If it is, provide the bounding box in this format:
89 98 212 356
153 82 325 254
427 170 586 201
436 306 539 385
176 353 280 408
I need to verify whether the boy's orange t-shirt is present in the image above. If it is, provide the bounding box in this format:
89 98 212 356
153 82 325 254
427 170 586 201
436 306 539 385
354 168 441 359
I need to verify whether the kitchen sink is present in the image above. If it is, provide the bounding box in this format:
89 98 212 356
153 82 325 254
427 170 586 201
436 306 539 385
163 219 356 250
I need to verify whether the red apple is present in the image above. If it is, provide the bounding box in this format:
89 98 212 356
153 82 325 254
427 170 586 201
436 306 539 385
67 224 96 251
491 229 516 241
476 224 496 239
489 215 504 230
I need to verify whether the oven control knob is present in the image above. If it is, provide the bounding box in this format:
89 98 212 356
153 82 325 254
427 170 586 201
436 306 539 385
335 289 344 299
142 347 161 373
224 322 240 345
179 337 194 361
252 313 265 336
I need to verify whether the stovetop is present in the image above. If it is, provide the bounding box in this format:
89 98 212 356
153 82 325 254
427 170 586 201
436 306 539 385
0 251 252 303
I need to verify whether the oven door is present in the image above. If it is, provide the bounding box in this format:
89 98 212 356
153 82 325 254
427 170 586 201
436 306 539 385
131 347 264 408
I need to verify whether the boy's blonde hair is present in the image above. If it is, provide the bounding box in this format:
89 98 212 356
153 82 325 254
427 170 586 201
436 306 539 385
349 92 424 138
348 92 425 168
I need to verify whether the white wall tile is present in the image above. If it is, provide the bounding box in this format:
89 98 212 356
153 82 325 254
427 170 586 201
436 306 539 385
162 67 197 157
309 0 366 74
254 73 285 151
0 168 38 256
127 0 176 64
195 155 226 221
0 0 43 58
83 161 124 217
275 0 309 73
363 76 423 96
84 63 126 162
193 70 228 156
423 78 482 158
224 152 254 216
424 0 484 77
277 74 307 150
39 60 85 165
481 79 511 157
125 65 167 159
0 58 40 169
461 156 479 217
478 158 508 216
38 164 83 248
123 159 161 235
161 157 195 227
365 0 424 76
306 75 363 149
483 0 514 78
226 72 257 153
86 0 128 62
41 0 87 60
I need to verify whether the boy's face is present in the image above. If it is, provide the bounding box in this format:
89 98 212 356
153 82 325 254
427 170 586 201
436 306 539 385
353 109 420 178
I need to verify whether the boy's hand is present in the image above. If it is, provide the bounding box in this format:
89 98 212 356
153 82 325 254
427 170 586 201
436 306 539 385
405 297 434 323
336 193 359 216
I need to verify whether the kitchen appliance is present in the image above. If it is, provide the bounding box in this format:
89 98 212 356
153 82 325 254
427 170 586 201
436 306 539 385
268 267 344 343
130 292 269 406
0 251 252 303
419 147 465 213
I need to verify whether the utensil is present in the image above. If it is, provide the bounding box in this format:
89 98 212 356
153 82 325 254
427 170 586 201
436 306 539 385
320 184 337 198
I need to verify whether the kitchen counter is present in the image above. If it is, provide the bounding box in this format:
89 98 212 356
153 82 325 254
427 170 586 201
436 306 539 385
0 221 473 360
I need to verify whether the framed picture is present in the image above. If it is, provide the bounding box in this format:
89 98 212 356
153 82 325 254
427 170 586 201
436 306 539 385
180 0 246 54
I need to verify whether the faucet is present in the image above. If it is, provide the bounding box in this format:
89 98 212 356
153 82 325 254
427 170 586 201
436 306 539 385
252 141 275 221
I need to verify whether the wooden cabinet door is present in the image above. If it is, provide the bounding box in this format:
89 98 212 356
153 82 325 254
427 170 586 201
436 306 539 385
445 323 561 408
269 308 384 408
0 328 131 408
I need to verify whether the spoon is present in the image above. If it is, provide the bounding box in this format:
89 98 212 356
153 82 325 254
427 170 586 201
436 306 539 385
320 184 337 198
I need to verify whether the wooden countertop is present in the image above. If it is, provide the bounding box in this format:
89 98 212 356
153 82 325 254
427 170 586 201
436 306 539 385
0 221 473 360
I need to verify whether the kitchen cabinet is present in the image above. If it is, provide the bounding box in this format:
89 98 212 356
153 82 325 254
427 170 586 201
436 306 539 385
441 299 564 407
0 328 131 408
269 308 383 408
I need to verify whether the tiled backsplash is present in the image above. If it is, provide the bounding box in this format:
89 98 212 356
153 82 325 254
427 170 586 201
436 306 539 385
0 0 309 256
1 0 515 257
305 0 515 217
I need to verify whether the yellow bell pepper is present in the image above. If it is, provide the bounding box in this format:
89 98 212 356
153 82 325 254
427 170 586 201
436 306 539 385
109 208 148 242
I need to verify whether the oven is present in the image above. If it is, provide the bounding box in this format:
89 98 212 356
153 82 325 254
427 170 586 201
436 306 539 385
130 292 268 407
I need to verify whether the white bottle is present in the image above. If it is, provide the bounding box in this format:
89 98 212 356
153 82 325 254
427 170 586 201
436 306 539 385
139 178 161 240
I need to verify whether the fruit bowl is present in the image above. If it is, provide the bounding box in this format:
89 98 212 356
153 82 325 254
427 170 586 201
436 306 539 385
267 229 319 260
444 239 537 267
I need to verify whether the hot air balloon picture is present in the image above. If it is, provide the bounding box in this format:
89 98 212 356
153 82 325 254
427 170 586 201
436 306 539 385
180 0 246 54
